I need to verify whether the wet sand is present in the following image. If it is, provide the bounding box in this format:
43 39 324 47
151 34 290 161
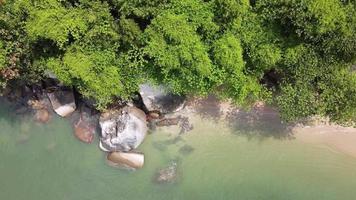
293 126 356 158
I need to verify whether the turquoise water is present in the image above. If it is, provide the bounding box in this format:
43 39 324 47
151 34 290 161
1 101 356 200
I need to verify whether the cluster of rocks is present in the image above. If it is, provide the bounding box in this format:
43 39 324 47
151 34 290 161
154 161 179 184
3 81 190 178
101 84 192 172
100 106 148 170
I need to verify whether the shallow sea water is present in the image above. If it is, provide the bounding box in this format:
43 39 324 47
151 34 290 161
1 101 356 200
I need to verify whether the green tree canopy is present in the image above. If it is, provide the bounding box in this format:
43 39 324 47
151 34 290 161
0 0 355 123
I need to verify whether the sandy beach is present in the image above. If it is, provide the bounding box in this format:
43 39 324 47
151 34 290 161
293 125 356 158
181 96 356 159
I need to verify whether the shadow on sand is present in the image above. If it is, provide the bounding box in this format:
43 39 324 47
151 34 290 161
191 95 224 122
226 106 293 140
190 95 293 140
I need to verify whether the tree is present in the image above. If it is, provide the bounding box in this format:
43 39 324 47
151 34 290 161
0 0 355 123
143 12 214 95
211 32 262 104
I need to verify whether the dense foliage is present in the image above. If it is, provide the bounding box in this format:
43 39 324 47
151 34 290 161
0 0 355 123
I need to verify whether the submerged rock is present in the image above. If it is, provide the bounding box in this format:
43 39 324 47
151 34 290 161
153 116 193 134
99 106 147 152
147 111 161 120
47 88 76 117
156 117 180 127
74 118 95 143
107 151 144 170
28 94 53 123
139 84 185 114
178 116 193 134
154 161 179 184
73 105 97 144
34 109 50 123
179 144 194 155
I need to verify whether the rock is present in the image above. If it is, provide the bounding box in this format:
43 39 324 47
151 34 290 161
156 117 180 127
154 161 179 184
73 106 97 144
106 151 144 170
99 106 148 152
74 118 95 143
28 94 53 123
35 109 50 123
179 144 194 155
47 88 76 117
28 99 46 110
139 84 185 114
148 111 161 119
153 116 193 134
44 70 58 80
178 117 193 134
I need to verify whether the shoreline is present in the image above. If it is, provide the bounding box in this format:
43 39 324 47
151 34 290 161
293 125 356 159
179 96 356 159
2 88 356 160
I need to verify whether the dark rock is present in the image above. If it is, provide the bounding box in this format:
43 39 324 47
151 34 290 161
179 144 194 155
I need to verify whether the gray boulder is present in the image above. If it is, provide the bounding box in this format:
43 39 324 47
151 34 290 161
139 84 185 114
47 88 76 117
99 106 148 152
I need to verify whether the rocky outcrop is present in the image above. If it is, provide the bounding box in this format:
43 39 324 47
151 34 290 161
139 84 185 114
154 161 179 184
99 106 148 152
106 151 144 170
47 88 76 117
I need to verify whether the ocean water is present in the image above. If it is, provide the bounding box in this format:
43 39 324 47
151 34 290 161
1 100 356 200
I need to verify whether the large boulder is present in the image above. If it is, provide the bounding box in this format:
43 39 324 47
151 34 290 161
106 151 144 170
47 88 76 117
99 106 148 152
139 84 185 114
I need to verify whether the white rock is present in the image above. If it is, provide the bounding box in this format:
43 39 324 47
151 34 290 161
47 88 76 117
99 106 147 152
